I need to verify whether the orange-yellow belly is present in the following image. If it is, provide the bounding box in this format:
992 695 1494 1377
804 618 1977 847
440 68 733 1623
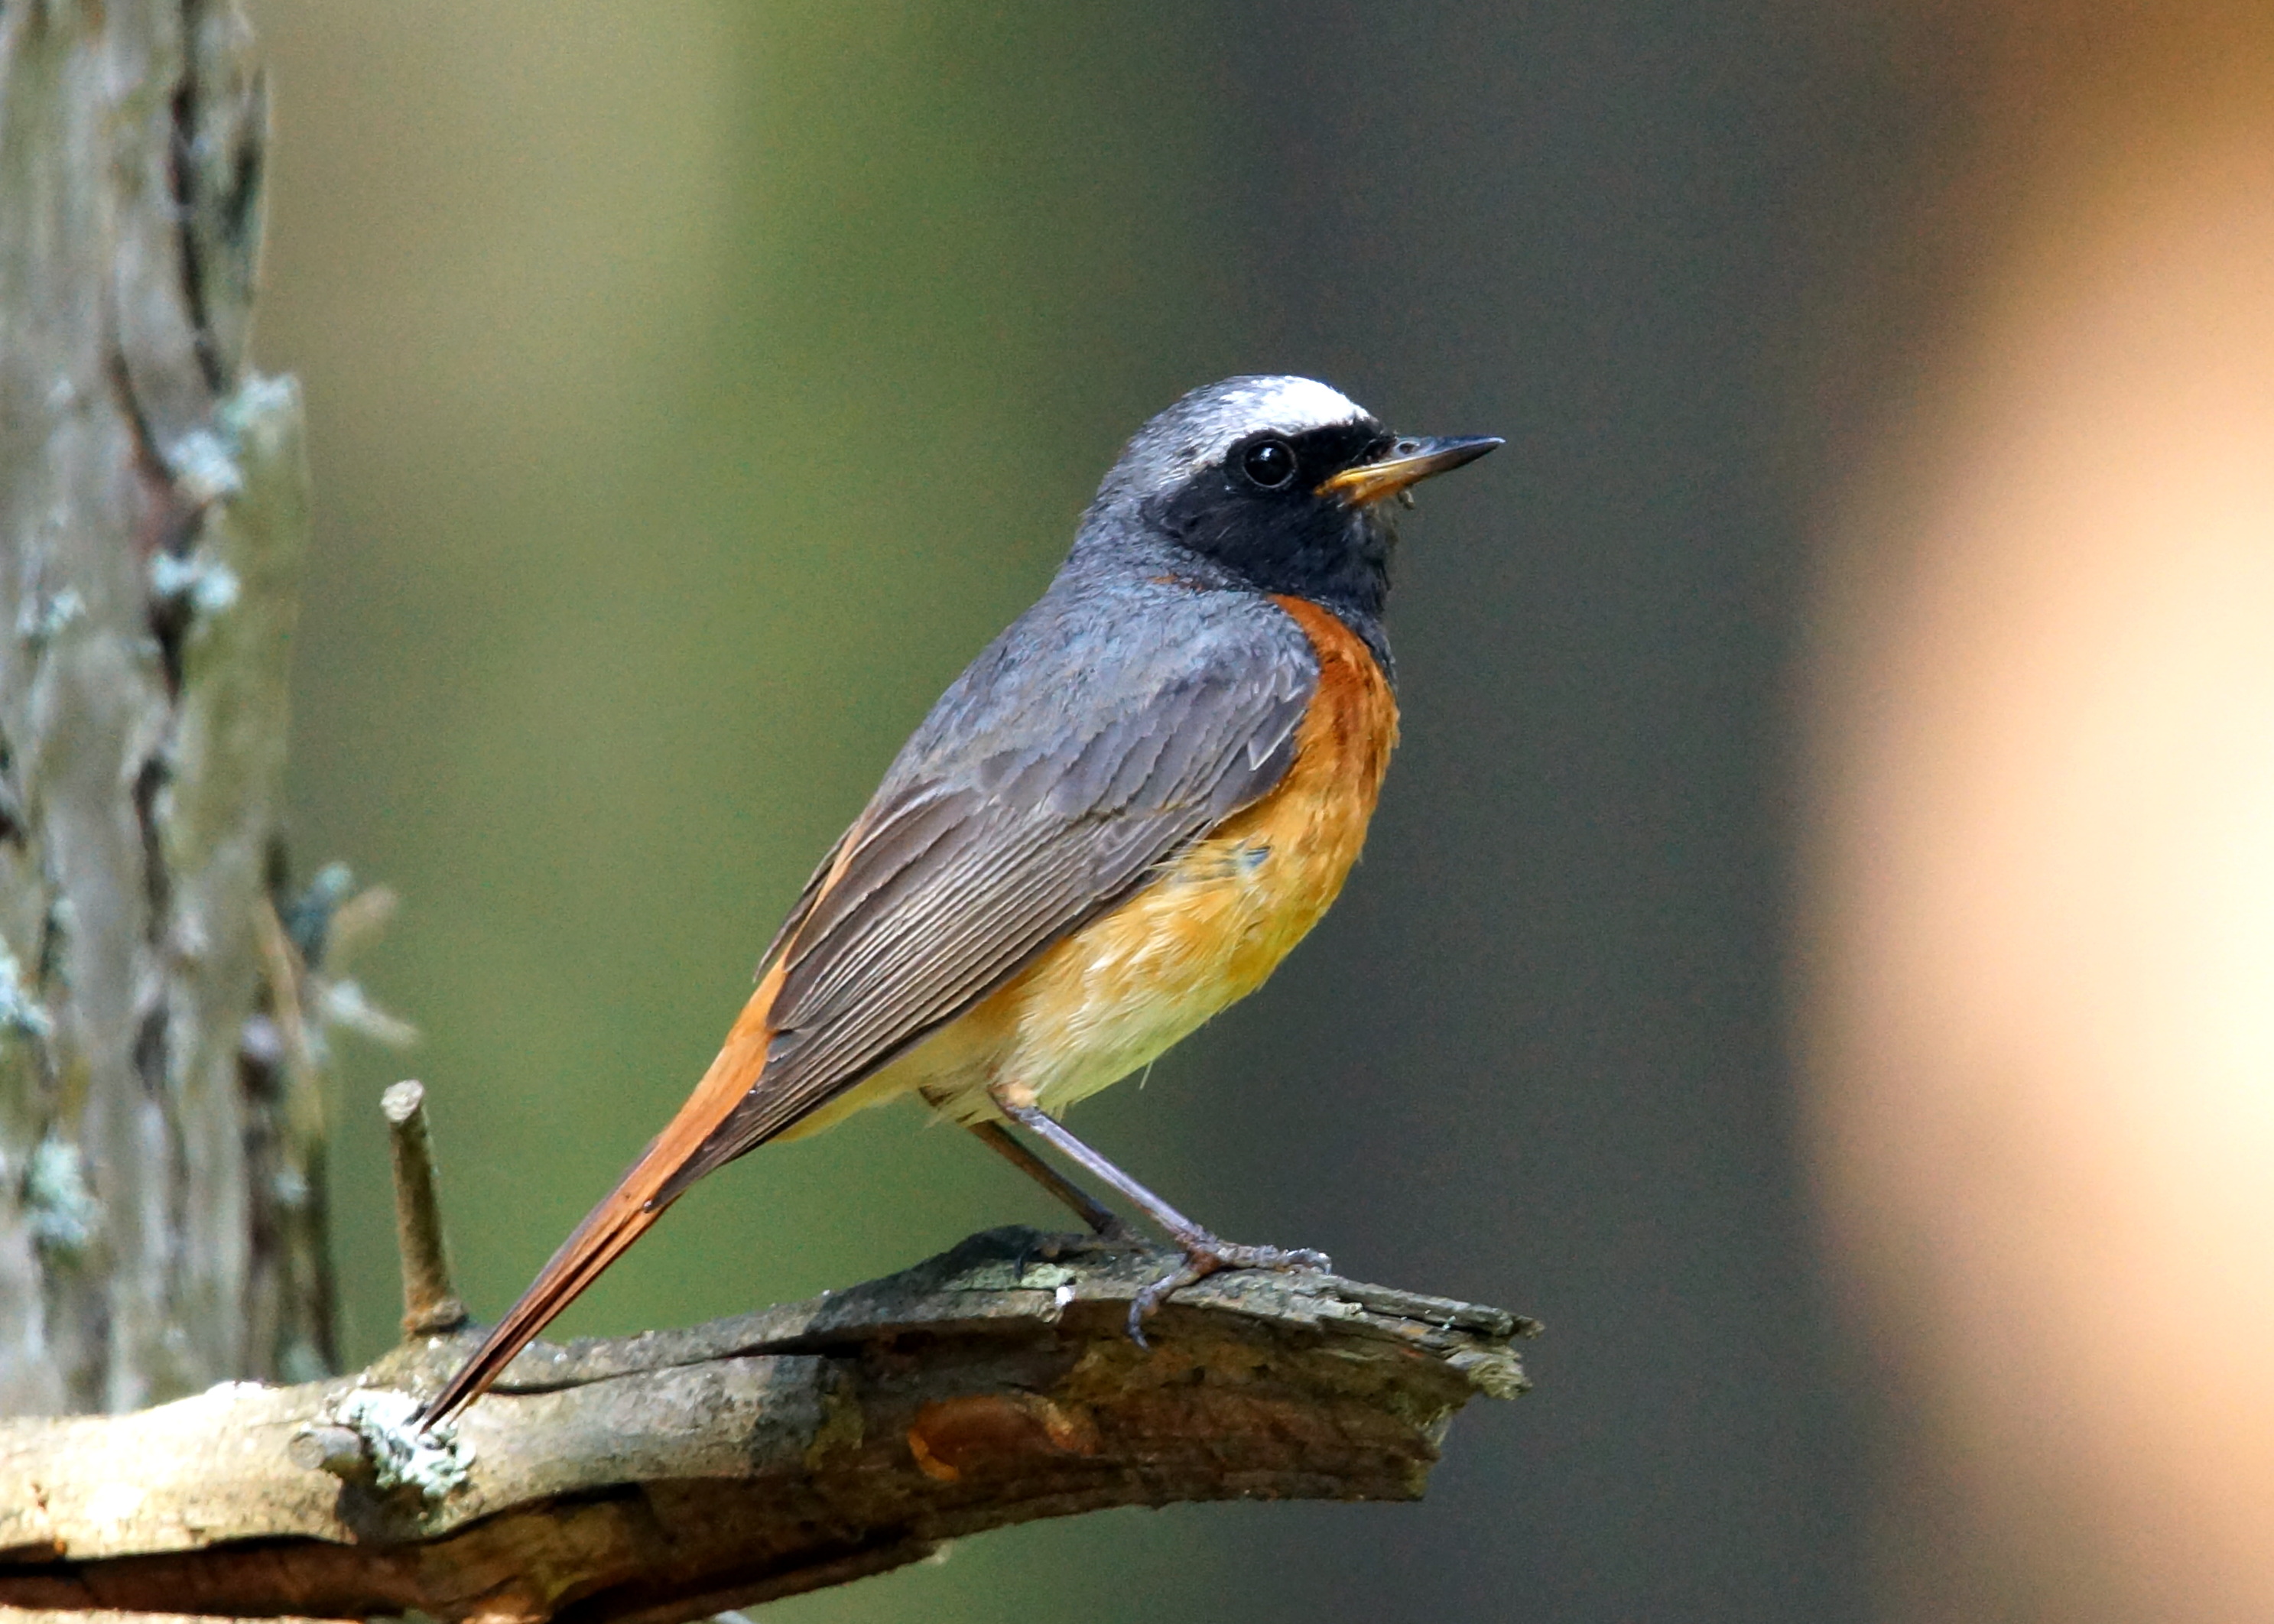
781 597 1396 1136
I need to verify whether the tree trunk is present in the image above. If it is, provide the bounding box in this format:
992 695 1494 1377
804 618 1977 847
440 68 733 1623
0 0 332 1418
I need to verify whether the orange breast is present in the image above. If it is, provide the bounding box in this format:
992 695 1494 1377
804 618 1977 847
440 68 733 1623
895 594 1401 1122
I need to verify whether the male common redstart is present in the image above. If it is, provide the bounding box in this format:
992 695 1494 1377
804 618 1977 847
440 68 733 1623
420 375 1497 1425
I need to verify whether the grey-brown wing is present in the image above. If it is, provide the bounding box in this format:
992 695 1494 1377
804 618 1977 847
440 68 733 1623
656 615 1317 1197
752 824 851 980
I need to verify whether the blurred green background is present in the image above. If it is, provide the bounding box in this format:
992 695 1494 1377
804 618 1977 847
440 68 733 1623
252 3 1899 1619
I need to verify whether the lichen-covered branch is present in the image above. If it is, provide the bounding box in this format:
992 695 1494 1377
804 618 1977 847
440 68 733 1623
0 1229 1532 1623
0 0 337 1414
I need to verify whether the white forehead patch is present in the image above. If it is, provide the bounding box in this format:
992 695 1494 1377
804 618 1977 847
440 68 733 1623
1232 376 1369 437
1100 375 1379 502
1145 372 1355 479
1181 376 1368 466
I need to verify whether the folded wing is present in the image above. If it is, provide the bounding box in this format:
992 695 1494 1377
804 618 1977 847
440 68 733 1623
420 593 1318 1424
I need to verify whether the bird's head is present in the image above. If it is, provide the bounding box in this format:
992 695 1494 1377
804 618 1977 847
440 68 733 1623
1087 375 1499 621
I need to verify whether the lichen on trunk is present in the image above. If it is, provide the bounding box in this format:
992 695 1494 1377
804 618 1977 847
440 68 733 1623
0 0 333 1417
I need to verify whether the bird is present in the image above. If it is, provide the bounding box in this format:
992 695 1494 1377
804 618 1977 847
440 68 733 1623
417 375 1498 1427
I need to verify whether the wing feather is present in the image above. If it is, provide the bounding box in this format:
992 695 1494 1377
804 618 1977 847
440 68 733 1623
655 617 1316 1197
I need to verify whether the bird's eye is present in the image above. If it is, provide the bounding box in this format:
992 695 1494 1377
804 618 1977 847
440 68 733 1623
1240 438 1298 489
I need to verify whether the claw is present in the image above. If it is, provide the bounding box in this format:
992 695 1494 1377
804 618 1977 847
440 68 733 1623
1124 1235 1331 1344
982 1099 1330 1345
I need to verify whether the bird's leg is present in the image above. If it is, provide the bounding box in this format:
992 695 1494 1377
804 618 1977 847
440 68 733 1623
990 1093 1331 1343
963 1119 1134 1241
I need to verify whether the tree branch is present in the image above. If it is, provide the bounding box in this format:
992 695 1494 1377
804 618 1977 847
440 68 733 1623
0 1229 1532 1622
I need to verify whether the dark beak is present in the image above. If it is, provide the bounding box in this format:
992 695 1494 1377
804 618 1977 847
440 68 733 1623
1317 434 1502 506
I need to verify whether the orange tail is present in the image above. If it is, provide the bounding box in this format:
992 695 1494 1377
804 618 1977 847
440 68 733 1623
417 967 785 1427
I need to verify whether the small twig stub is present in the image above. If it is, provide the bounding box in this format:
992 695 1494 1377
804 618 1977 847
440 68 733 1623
382 1080 469 1337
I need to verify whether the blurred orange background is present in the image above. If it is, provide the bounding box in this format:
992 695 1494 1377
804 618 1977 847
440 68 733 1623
1804 7 2274 1619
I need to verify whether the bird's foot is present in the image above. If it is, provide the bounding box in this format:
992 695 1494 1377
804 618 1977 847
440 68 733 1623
1126 1234 1332 1344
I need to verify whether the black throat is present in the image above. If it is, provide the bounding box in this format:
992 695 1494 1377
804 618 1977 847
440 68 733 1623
1142 420 1398 679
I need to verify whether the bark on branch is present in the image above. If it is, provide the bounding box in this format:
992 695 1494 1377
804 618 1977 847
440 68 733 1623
0 1227 1532 1622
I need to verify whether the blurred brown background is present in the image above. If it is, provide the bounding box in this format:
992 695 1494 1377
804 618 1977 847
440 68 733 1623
249 3 2274 1620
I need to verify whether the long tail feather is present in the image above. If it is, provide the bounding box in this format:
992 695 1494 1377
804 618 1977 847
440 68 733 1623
417 967 785 1427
